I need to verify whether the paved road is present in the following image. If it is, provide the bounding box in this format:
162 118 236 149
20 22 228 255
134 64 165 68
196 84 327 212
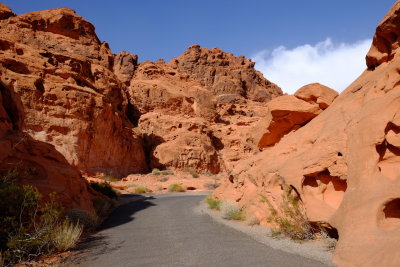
63 193 327 267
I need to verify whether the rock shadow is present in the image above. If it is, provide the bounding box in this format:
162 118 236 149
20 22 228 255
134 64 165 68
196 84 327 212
63 195 157 265
98 194 156 231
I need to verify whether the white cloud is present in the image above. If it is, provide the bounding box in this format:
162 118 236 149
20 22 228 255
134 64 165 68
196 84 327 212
252 38 371 94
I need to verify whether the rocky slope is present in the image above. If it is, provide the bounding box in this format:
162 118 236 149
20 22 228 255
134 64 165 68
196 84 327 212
214 1 400 266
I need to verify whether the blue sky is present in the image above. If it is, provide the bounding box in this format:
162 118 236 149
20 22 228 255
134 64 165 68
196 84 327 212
2 0 396 93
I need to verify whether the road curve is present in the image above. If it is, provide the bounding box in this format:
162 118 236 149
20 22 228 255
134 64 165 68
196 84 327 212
63 193 327 267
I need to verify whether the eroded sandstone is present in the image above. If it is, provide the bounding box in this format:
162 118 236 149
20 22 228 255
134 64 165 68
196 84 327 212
214 2 400 266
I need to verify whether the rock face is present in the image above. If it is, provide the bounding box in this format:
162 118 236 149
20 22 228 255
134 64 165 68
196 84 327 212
0 72 97 213
0 7 147 177
0 4 286 178
126 46 284 173
167 45 281 102
214 2 400 266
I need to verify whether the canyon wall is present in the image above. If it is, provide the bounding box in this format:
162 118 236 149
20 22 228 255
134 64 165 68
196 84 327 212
0 6 147 177
214 1 400 266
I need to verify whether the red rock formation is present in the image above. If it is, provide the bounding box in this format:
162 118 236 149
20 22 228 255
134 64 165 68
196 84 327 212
126 45 284 173
0 72 97 213
167 45 281 102
294 83 338 109
257 84 338 148
214 2 400 266
0 6 147 177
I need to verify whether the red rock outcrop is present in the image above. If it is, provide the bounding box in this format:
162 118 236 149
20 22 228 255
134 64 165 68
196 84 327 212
257 84 338 148
167 45 281 102
126 46 284 173
0 7 147 177
294 83 338 109
214 2 400 266
0 72 97 213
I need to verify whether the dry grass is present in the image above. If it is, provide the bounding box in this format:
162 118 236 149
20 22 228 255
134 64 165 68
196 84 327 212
205 195 222 210
262 185 314 240
168 183 186 192
135 186 151 194
204 182 220 190
52 220 83 251
247 215 260 226
221 201 245 221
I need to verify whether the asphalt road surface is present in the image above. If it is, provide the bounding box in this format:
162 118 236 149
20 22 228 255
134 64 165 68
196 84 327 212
63 193 327 267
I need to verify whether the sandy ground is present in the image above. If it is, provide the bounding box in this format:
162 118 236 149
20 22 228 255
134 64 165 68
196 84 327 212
195 198 336 266
87 171 221 194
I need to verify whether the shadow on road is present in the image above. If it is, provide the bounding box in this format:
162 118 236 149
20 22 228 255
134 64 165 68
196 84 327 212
99 194 156 231
63 195 156 266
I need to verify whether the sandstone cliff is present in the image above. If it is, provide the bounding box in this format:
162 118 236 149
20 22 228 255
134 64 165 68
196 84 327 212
0 68 97 212
126 45 284 173
214 2 400 266
0 4 287 177
0 6 147 177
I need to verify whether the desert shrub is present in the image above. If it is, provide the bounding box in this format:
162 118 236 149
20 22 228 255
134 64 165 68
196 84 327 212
64 209 98 230
156 185 163 191
168 183 186 192
204 182 220 190
92 197 114 217
247 215 260 226
263 185 314 240
205 196 221 210
90 182 118 199
158 176 169 182
191 172 200 178
203 171 213 177
151 168 161 175
52 220 83 251
99 173 119 182
185 168 200 178
221 201 245 221
0 170 83 266
134 186 151 194
160 170 174 175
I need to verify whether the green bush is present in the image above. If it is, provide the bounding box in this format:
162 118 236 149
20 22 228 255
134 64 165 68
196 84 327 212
151 168 161 175
0 170 83 266
160 170 174 175
203 171 213 177
90 182 118 199
221 201 245 221
99 173 120 182
134 186 151 194
263 184 314 240
158 176 169 182
168 183 186 192
185 168 200 178
205 196 221 210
